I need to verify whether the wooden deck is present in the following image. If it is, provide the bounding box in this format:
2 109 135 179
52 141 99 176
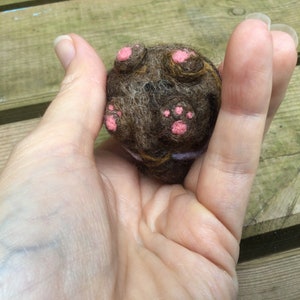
0 0 299 298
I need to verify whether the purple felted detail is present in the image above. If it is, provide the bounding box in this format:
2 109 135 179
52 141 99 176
172 150 202 160
124 146 202 162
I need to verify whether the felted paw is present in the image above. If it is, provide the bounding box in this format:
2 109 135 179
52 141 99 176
164 48 207 82
160 101 195 138
114 44 147 73
105 44 221 183
104 100 122 132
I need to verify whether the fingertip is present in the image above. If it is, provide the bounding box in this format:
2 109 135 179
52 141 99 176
42 34 107 145
271 24 298 49
222 19 273 114
264 29 298 132
271 28 298 70
245 12 271 30
225 18 272 67
54 35 75 70
63 33 107 84
234 18 272 49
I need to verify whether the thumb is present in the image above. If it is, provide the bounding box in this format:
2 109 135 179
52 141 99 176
54 35 76 70
40 34 106 148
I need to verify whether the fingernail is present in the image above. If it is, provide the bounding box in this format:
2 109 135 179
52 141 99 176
54 35 75 69
271 24 299 48
245 13 271 30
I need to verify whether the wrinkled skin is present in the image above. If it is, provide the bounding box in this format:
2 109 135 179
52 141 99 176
0 20 297 299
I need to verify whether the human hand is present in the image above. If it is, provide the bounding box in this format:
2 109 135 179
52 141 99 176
0 16 297 299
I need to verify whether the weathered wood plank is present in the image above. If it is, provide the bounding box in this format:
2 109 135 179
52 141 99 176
243 68 300 238
1 0 299 115
239 224 300 262
237 247 300 299
1 0 30 5
0 0 299 240
0 0 67 10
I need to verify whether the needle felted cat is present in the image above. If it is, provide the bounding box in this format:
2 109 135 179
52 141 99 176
104 44 221 184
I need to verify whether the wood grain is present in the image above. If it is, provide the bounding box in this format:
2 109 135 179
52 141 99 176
0 0 299 240
237 247 300 299
244 68 300 238
1 0 30 5
0 0 67 10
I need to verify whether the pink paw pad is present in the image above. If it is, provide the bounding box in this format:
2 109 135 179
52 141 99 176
171 120 187 135
174 106 183 115
172 49 195 63
105 115 118 132
186 111 194 119
163 109 171 117
108 104 115 111
117 46 132 62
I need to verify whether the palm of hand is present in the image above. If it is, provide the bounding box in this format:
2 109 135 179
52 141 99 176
95 142 238 299
0 137 237 299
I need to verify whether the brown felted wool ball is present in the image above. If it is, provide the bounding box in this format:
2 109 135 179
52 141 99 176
104 44 221 184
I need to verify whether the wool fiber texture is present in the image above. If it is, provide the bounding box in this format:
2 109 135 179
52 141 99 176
105 44 221 184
